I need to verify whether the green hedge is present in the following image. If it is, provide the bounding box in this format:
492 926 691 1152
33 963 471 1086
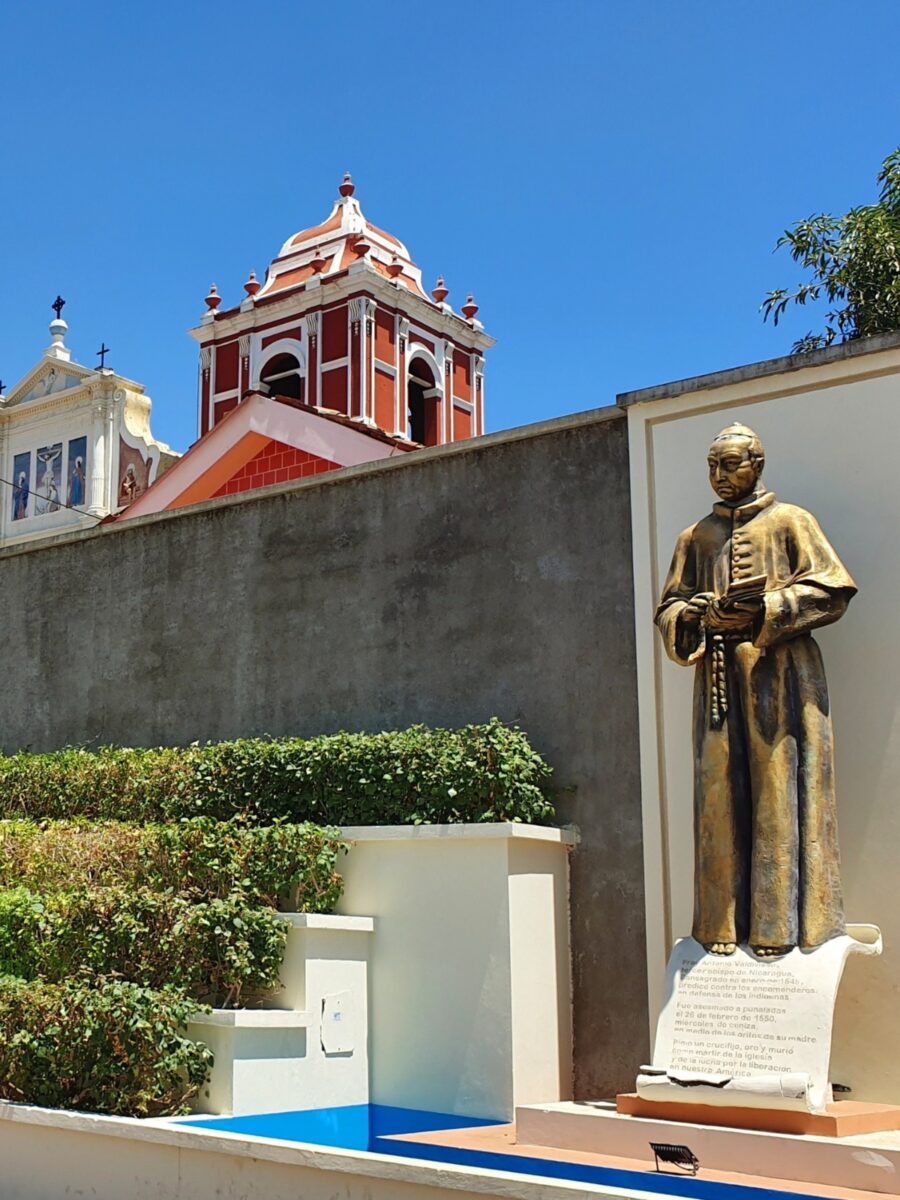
0 720 554 826
0 819 345 911
0 887 287 1008
0 976 211 1117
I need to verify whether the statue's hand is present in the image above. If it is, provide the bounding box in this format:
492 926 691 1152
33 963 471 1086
682 592 714 629
706 597 762 631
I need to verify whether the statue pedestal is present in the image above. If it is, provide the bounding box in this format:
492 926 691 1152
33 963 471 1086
616 1094 900 1137
637 924 882 1114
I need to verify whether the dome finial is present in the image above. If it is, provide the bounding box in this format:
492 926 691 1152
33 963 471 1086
243 270 261 297
205 283 222 312
432 275 449 303
339 171 355 198
461 293 479 321
47 296 71 362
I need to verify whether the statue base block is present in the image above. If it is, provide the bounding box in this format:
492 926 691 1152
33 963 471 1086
640 923 882 1113
616 1093 900 1137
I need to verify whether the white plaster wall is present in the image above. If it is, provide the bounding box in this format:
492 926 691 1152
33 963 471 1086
508 838 573 1106
627 345 900 1102
336 824 574 1120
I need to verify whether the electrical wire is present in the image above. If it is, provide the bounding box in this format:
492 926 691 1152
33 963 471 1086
0 476 105 523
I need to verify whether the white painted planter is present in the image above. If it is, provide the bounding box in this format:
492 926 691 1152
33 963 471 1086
188 913 373 1116
188 823 575 1122
336 822 575 1120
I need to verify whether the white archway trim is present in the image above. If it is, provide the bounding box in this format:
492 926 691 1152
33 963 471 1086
406 345 443 390
252 338 307 390
406 345 446 447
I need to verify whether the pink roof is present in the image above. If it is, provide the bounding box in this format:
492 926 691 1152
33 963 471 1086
116 392 414 521
258 177 427 301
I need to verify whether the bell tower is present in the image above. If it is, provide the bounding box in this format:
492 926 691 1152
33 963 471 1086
189 175 494 447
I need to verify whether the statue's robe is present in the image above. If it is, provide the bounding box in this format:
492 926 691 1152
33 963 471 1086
655 489 856 949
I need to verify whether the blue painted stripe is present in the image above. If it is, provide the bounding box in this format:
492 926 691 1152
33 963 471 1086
175 1105 832 1200
177 1104 373 1150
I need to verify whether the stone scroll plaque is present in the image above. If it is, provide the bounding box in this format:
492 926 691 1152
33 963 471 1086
639 926 882 1112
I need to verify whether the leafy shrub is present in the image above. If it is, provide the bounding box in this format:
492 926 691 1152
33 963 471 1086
0 887 287 1007
0 720 554 827
0 819 346 911
0 975 211 1117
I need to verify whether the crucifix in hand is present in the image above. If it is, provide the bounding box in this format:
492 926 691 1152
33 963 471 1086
97 343 110 369
52 296 66 320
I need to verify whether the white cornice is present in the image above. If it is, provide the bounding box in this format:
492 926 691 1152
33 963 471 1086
188 268 494 352
2 360 146 414
3 359 92 407
0 385 105 424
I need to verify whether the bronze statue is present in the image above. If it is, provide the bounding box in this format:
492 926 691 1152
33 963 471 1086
655 424 856 959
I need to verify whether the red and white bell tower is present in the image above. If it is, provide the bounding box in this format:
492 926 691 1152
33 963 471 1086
189 174 494 447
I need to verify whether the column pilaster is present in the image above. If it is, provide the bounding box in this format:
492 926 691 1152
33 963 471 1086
304 313 320 407
88 397 108 516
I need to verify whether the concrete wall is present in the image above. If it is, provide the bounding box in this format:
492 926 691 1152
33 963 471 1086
624 334 900 1102
0 407 648 1099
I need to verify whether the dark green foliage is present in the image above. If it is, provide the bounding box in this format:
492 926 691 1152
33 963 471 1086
0 887 287 1008
0 819 346 911
0 817 346 1111
0 976 212 1117
0 720 555 826
763 148 900 352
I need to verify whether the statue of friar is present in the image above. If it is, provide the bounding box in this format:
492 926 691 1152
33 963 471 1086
655 424 857 960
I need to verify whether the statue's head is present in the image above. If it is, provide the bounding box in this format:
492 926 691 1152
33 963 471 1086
707 423 764 504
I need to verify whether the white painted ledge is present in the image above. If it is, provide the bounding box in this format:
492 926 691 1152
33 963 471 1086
340 822 578 845
276 913 374 932
190 1009 313 1030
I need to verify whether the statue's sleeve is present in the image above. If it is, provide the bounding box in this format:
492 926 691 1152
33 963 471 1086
755 508 857 650
654 528 706 666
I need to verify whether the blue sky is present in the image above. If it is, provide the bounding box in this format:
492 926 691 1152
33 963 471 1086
1 2 899 453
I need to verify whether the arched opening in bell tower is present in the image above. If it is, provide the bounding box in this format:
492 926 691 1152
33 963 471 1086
407 356 440 446
261 353 304 402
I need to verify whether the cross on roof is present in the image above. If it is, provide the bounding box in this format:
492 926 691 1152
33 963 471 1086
0 380 5 395
96 343 110 369
52 296 66 320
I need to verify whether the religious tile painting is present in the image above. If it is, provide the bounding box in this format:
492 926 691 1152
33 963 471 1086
34 443 63 514
117 437 152 508
11 451 30 521
67 437 88 508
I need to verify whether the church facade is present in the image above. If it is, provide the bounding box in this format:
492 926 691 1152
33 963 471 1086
0 308 177 549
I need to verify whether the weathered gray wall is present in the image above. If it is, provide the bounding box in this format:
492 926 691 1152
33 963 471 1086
0 407 648 1097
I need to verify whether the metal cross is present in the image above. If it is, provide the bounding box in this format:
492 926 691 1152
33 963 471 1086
52 296 66 320
0 381 5 394
96 343 110 369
